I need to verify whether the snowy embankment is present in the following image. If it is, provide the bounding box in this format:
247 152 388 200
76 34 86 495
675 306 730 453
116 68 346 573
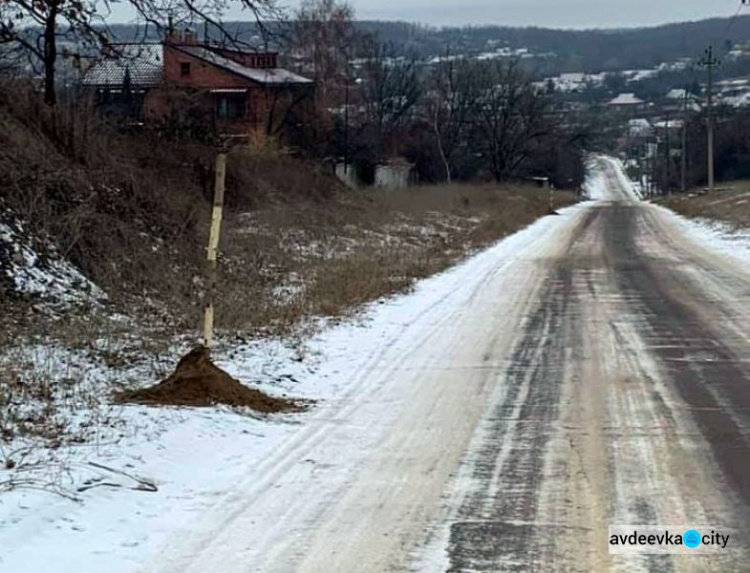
652 205 750 269
0 213 103 305
582 159 609 200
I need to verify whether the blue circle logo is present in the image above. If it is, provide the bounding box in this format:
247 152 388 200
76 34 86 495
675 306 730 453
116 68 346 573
684 529 701 548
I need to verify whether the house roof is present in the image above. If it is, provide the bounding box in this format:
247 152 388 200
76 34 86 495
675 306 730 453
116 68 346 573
82 43 313 89
666 88 687 100
628 118 652 137
653 119 684 129
83 44 163 88
176 46 313 86
608 93 644 106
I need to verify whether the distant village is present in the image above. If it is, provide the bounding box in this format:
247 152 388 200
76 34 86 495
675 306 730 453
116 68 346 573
5 15 750 193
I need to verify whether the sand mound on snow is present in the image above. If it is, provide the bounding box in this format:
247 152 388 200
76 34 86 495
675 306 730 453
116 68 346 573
119 346 300 413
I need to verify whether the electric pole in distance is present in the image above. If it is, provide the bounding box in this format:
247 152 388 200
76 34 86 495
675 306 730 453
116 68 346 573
681 86 688 192
700 45 719 192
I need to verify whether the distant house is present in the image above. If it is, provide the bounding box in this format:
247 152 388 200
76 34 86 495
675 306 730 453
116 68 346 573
666 88 687 101
607 93 648 116
608 93 645 107
662 88 700 114
628 118 652 138
717 81 750 108
334 157 417 190
83 30 313 137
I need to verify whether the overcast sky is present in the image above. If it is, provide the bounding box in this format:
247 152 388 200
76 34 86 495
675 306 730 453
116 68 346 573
110 0 746 29
275 0 744 29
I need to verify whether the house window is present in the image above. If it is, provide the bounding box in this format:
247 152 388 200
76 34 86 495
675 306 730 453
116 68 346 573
216 94 245 119
180 62 191 77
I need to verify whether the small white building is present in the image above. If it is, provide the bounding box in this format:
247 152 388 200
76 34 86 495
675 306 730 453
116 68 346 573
375 159 416 190
628 118 652 137
666 88 687 100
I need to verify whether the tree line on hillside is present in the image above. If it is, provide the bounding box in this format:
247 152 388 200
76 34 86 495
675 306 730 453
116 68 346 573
360 17 750 75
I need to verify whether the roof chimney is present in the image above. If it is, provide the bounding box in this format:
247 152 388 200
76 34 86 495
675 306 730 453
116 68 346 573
183 29 198 45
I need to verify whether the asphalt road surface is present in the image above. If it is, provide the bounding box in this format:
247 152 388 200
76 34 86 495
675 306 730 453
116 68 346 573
154 157 750 572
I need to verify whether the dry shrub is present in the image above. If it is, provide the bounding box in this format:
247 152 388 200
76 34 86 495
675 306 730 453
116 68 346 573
0 80 210 326
0 81 348 335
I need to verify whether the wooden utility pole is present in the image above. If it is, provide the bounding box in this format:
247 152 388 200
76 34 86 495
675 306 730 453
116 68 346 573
548 181 555 213
681 86 688 192
203 151 227 350
664 114 671 196
343 43 352 176
647 146 652 196
700 45 719 192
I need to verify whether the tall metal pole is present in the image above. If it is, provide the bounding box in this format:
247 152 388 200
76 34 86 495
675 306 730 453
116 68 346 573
701 45 719 192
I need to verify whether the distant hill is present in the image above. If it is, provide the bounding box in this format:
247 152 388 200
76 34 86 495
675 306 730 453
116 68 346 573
104 15 750 74
357 16 750 72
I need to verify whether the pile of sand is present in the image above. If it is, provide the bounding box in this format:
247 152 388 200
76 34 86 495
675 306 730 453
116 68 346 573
119 346 299 413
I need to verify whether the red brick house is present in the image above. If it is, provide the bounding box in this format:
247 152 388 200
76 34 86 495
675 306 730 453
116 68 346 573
83 30 314 138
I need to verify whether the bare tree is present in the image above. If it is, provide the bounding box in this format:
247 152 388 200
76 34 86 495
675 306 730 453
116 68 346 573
0 0 112 105
292 0 355 108
361 41 421 138
428 54 483 183
0 0 279 106
471 59 554 181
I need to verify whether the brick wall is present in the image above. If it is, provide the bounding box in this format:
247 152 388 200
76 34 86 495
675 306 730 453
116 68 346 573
141 40 306 136
163 45 254 89
143 44 275 132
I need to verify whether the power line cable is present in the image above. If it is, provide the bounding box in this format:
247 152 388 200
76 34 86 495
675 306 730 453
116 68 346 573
726 1 746 32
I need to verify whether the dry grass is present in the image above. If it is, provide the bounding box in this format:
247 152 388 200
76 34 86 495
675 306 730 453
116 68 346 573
658 183 750 229
214 183 578 335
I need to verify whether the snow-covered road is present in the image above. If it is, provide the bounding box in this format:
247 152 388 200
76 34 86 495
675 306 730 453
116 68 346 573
3 156 750 571
150 157 750 572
